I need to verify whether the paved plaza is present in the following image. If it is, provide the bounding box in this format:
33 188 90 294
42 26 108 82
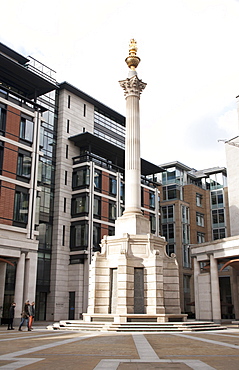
0 324 239 369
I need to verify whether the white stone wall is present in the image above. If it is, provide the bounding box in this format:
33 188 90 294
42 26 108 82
225 138 239 236
197 273 212 320
47 88 94 321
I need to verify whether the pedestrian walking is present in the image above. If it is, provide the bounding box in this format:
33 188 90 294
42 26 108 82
18 300 30 331
7 302 16 330
28 302 35 330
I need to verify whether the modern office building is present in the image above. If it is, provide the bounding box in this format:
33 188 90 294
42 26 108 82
157 162 229 315
0 42 57 322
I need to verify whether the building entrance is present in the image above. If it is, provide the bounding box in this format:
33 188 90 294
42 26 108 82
219 276 234 319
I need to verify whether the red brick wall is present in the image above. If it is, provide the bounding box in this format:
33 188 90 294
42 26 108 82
5 106 20 141
102 172 109 195
0 181 15 225
2 143 17 179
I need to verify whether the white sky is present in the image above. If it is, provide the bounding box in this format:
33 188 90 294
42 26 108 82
2 0 239 170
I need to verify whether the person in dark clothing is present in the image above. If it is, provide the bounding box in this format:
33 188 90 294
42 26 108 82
28 302 35 330
7 302 16 330
18 300 30 331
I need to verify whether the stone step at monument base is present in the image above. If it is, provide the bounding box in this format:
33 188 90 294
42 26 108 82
47 320 227 332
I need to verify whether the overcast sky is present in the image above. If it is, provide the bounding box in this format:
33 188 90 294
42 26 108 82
2 0 239 170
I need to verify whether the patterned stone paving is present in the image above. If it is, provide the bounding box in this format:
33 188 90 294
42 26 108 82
0 325 239 369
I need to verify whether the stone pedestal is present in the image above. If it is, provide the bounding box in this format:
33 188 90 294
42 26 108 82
85 233 181 321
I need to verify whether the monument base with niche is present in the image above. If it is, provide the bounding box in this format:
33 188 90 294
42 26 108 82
84 232 183 323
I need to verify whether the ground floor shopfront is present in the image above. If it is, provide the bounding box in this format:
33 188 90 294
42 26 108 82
0 227 38 324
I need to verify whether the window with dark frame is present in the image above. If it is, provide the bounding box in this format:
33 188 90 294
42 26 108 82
72 167 90 189
13 187 29 226
70 222 88 251
17 150 31 180
0 105 6 134
20 116 33 143
71 194 89 216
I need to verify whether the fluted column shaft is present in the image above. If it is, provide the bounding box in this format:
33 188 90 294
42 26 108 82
119 72 146 216
210 254 221 322
125 93 141 214
15 253 25 318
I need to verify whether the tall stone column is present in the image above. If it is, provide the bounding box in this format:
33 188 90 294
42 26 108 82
0 262 6 318
193 257 200 320
15 253 25 318
210 254 221 323
120 73 146 215
231 268 239 319
23 251 38 303
116 39 149 236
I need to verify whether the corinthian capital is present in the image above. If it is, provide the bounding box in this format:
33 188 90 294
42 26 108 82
119 75 147 98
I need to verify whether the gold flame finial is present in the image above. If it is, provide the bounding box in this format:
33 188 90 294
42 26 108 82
125 39 140 70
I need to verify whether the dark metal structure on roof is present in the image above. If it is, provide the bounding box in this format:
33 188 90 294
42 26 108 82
69 132 164 176
0 43 57 100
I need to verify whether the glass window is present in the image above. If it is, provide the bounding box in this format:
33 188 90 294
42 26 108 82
212 209 225 227
109 201 117 221
20 117 33 143
163 185 180 201
150 215 156 233
93 223 101 252
182 224 190 244
71 194 89 216
162 205 174 223
162 223 174 242
182 206 189 224
70 222 88 250
197 232 205 244
39 187 51 214
149 191 155 208
17 151 31 179
94 196 101 218
183 275 191 293
72 167 90 189
14 189 29 225
183 245 191 268
0 141 4 174
37 253 51 286
213 228 226 240
108 226 115 236
94 169 102 190
196 193 202 207
37 223 52 250
196 212 204 227
109 175 117 196
211 190 224 209
0 106 6 134
38 158 53 185
166 244 175 256
120 182 125 201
